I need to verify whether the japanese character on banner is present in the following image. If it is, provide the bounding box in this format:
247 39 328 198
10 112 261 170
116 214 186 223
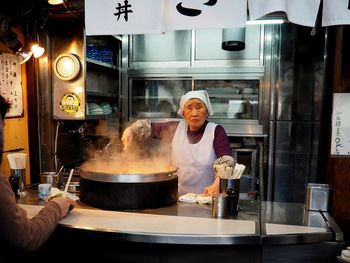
85 0 248 36
85 0 164 35
322 0 350 26
164 0 247 31
247 0 321 27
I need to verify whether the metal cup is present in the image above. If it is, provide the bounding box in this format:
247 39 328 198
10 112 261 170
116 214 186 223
40 172 59 187
219 178 240 217
211 193 227 218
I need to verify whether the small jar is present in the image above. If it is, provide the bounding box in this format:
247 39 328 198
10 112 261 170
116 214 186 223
211 193 228 218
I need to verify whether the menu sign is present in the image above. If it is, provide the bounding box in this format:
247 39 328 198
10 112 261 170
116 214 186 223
331 93 350 156
0 53 23 117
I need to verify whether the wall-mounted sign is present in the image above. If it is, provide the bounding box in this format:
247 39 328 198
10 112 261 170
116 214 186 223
59 93 80 114
0 53 23 118
331 93 350 156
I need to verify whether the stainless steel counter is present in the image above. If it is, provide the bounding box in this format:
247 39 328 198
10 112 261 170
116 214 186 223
18 189 341 245
17 189 345 263
19 199 260 245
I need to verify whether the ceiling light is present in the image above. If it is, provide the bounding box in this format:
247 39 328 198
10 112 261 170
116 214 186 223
31 43 45 58
222 28 246 51
48 0 64 5
246 19 286 25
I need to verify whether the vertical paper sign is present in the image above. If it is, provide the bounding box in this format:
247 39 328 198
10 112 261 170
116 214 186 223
331 93 350 156
0 53 23 118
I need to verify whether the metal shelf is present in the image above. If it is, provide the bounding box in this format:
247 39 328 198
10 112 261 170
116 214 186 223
86 58 117 69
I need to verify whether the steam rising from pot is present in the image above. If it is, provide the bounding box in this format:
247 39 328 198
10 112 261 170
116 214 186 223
81 136 175 174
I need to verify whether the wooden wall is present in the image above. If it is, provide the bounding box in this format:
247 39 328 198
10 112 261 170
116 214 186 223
0 28 30 183
326 25 350 243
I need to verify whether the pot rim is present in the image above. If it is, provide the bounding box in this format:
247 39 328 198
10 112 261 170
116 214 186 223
80 169 178 183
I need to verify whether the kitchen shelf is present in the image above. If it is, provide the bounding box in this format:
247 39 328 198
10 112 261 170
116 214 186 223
85 114 113 120
86 58 117 70
86 91 117 98
210 94 258 100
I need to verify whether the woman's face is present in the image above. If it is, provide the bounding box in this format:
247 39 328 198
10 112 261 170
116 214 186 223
183 99 208 131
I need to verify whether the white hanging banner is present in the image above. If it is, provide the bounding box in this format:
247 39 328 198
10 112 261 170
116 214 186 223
247 0 321 27
331 93 350 156
85 0 164 35
164 0 247 31
85 0 247 36
322 0 350 26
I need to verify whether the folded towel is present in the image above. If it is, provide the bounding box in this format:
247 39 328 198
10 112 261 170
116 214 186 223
178 193 212 204
49 187 79 202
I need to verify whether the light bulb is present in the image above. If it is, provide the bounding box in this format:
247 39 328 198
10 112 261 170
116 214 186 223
16 48 33 64
31 44 45 58
48 0 63 5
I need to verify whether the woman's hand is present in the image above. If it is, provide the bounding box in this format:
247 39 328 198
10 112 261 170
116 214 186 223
202 176 220 196
121 120 151 152
50 196 76 219
121 127 134 151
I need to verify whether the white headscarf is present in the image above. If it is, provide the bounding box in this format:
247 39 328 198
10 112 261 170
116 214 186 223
177 90 213 117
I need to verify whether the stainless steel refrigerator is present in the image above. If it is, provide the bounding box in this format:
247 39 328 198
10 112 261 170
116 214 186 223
267 24 328 203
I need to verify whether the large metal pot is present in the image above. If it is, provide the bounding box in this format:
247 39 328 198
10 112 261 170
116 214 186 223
79 161 178 210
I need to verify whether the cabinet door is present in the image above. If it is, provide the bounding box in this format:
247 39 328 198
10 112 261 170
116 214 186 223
194 79 260 121
130 78 192 119
130 30 191 67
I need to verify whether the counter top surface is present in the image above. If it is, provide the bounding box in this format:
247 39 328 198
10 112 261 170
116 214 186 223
21 203 256 234
17 189 339 245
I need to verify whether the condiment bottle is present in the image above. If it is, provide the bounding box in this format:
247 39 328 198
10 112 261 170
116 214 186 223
226 187 239 217
9 171 20 198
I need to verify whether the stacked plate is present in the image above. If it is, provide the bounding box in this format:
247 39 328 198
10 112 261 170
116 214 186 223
88 102 104 115
88 102 113 115
86 44 100 61
100 46 113 65
100 102 112 115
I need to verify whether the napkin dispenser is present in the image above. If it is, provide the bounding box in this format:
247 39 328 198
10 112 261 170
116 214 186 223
305 183 331 211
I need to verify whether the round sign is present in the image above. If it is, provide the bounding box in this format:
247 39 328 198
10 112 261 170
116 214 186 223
60 93 80 114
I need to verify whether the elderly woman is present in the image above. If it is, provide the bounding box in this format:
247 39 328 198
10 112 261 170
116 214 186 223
122 90 235 196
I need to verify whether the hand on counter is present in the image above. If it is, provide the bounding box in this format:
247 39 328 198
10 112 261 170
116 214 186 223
50 196 76 219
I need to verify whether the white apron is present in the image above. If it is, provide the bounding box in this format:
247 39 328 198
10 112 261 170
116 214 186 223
172 120 217 195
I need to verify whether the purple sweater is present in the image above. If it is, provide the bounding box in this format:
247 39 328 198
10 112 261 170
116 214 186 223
151 120 231 158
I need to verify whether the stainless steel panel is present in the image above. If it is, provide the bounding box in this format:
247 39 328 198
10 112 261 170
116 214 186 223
272 121 320 203
276 24 326 121
131 30 191 63
51 25 85 120
213 122 263 136
195 25 262 62
267 24 327 203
